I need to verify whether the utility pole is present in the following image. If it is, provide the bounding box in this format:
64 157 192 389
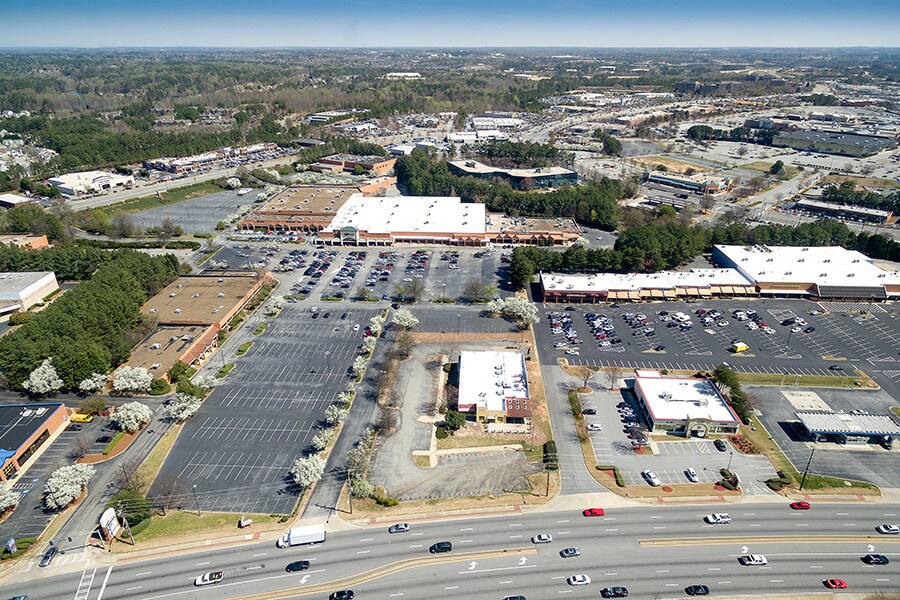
116 503 135 546
799 448 815 491
192 484 202 516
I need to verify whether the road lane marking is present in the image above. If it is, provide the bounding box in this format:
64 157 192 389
359 538 373 542
656 569 669 573
444 586 459 590
717 581 731 584
409 544 423 548
96 567 113 600
557 520 570 523
707 568 721 571
460 528 473 531
356 550 370 554
509 535 523 539
499 580 512 584
558 531 570 535
195 561 211 566
389 594 404 597
135 572 152 576
252 553 267 557
508 523 522 527
126 587 143 591
770 579 784 583
460 540 473 543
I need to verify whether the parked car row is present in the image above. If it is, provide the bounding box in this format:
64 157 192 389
330 251 367 288
584 312 622 348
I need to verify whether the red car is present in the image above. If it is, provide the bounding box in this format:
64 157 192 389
790 501 811 510
582 508 605 517
824 579 848 589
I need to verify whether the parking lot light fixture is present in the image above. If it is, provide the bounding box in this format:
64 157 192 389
727 451 734 472
192 484 202 516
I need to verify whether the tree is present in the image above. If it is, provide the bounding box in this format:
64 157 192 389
157 217 182 242
224 177 241 189
70 434 92 460
769 160 785 175
325 403 349 425
113 366 153 394
109 213 136 238
352 356 368 378
395 330 415 358
486 297 539 328
112 401 152 432
79 396 107 415
461 278 497 303
289 455 326 489
736 145 750 158
361 336 377 355
78 372 108 393
391 308 419 329
406 278 425 302
110 458 148 494
444 410 467 432
656 205 677 218
605 366 624 390
44 464 95 511
0 486 19 513
573 365 594 389
311 429 336 451
369 314 386 336
21 358 63 396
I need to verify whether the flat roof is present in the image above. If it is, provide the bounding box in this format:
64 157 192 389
715 245 900 288
795 410 900 436
254 185 358 215
540 268 753 293
48 170 132 186
324 194 486 236
142 274 260 325
320 154 393 166
458 350 529 414
0 193 30 206
648 170 732 186
0 403 65 457
125 324 214 374
794 198 891 218
774 130 896 152
0 271 55 297
487 214 580 235
635 372 739 423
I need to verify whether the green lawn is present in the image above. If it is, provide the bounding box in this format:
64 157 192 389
236 341 253 356
736 372 871 388
253 323 269 335
90 181 222 217
216 363 235 378
740 160 799 178
132 512 280 544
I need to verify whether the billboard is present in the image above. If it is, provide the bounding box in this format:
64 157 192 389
99 507 121 539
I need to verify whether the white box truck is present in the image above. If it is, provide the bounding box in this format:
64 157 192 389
276 524 326 548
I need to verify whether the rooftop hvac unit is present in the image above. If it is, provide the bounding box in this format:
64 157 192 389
35 407 47 416
218 292 225 297
150 343 161 350
170 293 177 297
151 363 161 370
174 308 182 314
218 278 224 283
171 336 180 342
192 293 200 298
149 308 157 314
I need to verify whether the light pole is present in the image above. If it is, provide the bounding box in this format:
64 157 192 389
456 314 461 334
192 485 202 516
727 451 734 472
799 448 816 491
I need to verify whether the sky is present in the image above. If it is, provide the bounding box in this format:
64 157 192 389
1 0 898 48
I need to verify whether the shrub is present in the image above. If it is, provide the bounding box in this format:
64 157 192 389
442 363 452 373
543 440 558 463
102 432 125 455
373 494 398 507
8 312 34 326
596 465 625 487
435 426 449 439
719 480 738 491
149 378 170 395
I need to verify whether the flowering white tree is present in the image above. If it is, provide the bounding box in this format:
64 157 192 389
391 309 419 329
162 393 203 422
22 358 63 395
112 401 152 432
266 296 286 316
352 356 368 378
194 374 216 392
572 236 590 248
485 297 539 328
0 486 19 512
78 372 108 393
361 336 377 355
224 177 241 189
337 390 353 405
325 403 349 425
113 367 153 394
44 464 95 511
311 428 336 451
289 455 326 489
369 314 386 337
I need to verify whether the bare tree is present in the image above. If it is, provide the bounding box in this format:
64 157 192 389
375 408 399 434
407 278 426 302
152 474 184 515
573 365 594 390
111 458 148 493
70 434 92 460
605 366 624 390
394 330 415 358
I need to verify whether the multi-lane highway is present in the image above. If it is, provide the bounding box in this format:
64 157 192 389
6 503 898 599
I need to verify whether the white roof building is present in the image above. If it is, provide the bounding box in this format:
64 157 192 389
47 170 134 197
0 271 59 314
633 370 739 434
457 351 531 422
0 193 31 209
323 194 486 237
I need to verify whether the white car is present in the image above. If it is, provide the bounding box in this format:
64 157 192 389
747 323 758 330
567 574 591 586
599 340 611 347
587 423 603 431
685 468 699 483
448 264 459 269
705 513 732 524
740 554 768 566
642 469 662 486
310 306 319 313
531 533 553 544
352 324 360 332
194 571 224 587
876 524 900 534
554 342 566 348
565 349 580 356
791 326 802 333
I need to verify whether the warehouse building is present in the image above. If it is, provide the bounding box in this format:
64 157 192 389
448 159 578 189
793 198 892 225
632 370 740 437
457 351 531 424
539 269 755 303
0 193 31 209
772 130 897 157
646 170 732 194
0 271 59 316
0 403 67 482
47 170 134 196
311 154 396 176
712 245 900 300
794 410 900 446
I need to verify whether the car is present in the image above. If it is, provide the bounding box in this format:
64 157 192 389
685 584 710 596
829 365 844 371
7 596 28 600
429 541 452 553
531 533 553 544
559 547 581 558
310 306 318 313
704 513 732 524
862 553 890 565
714 439 728 452
739 554 768 566
790 501 811 510
565 349 579 356
654 345 666 351
503 596 527 600
285 560 310 572
587 423 603 431
582 507 605 517
685 468 699 483
194 571 224 586
582 407 597 415
791 326 802 333
876 524 900 534
388 523 410 534
824 579 848 589
600 587 629 598
567 575 591 586
66 423 83 432
642 470 661 486
804 326 816 333
39 546 58 567
329 591 354 600
96 435 114 444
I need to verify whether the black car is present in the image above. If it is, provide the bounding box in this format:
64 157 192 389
429 541 452 553
39 546 58 567
285 560 310 572
329 591 354 600
714 439 728 452
829 364 844 371
96 435 114 444
600 587 629 598
862 553 890 565
66 423 83 432
686 584 711 595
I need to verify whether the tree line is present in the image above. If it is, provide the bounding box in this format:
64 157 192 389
509 218 900 288
0 250 181 391
474 141 572 168
686 124 776 145
395 152 623 230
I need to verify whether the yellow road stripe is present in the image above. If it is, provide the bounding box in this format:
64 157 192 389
234 546 536 599
640 535 900 547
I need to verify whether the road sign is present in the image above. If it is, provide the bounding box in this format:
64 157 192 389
5 538 16 554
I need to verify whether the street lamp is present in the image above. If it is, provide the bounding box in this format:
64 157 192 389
727 451 734 472
456 314 461 334
192 485 202 516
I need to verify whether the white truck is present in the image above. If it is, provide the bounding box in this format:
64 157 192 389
276 524 326 548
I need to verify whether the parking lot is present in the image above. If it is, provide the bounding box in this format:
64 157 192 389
130 189 257 234
152 303 380 515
